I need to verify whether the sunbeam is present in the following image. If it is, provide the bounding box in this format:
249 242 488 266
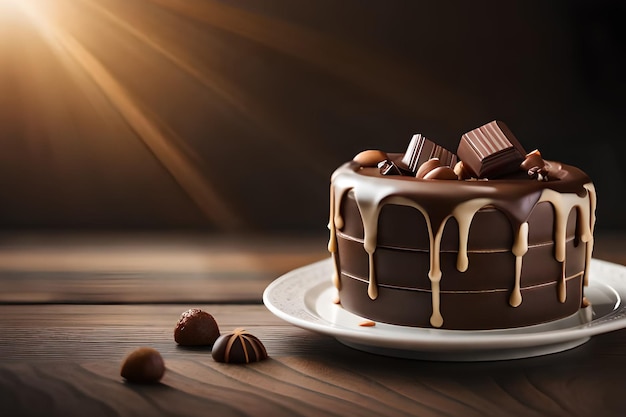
4 0 246 230
3 1 613 231
73 0 333 175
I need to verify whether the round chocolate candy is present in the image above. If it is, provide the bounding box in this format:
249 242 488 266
120 347 165 384
174 308 220 346
353 149 388 167
211 328 268 364
423 166 459 180
415 158 442 179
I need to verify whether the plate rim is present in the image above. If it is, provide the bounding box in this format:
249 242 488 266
263 258 626 353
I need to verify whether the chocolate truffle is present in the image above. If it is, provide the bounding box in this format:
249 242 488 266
174 308 220 346
121 347 165 384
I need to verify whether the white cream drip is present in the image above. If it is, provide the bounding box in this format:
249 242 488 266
583 183 597 287
351 184 397 300
451 199 493 272
328 176 355 291
558 262 567 303
383 196 448 327
327 184 341 290
536 186 594 302
510 222 529 307
328 162 596 328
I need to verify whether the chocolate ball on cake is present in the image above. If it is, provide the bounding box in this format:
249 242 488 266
353 149 388 167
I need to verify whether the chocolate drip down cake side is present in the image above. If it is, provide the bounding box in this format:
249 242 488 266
328 121 597 330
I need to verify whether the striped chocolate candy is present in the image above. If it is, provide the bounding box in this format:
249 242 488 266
400 134 458 175
211 328 268 364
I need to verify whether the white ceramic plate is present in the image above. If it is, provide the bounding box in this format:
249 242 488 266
263 258 626 361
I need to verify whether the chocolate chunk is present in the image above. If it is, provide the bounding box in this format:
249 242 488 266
527 166 549 181
520 149 545 172
378 159 403 176
400 134 457 174
211 328 268 364
457 121 526 178
520 149 550 180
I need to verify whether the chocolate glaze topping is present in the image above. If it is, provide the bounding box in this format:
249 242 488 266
328 151 596 329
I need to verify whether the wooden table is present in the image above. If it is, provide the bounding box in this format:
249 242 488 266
1 232 625 417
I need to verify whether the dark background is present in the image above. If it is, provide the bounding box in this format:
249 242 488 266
1 0 624 234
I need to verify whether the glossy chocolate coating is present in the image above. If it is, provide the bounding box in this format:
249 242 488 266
329 155 595 330
174 308 220 346
120 347 165 384
339 274 584 329
337 194 586 329
212 329 268 364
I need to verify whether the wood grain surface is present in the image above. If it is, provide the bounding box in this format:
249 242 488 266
0 233 328 303
0 233 625 417
1 304 626 417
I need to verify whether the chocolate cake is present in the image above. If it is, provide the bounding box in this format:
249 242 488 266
328 121 596 330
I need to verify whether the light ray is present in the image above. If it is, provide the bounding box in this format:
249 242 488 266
147 0 474 123
14 0 245 230
74 0 333 175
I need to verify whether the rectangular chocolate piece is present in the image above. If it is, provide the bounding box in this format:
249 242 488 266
400 134 458 174
457 120 526 178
